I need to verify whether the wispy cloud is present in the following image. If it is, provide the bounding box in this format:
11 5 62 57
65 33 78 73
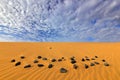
0 0 120 41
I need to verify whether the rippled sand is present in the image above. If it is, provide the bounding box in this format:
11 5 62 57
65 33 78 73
0 42 120 80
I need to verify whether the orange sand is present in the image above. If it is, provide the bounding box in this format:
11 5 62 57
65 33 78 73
0 42 120 80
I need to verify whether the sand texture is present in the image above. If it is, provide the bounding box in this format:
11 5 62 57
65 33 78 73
0 42 120 80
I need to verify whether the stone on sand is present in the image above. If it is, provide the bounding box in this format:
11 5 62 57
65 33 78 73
38 64 44 67
60 68 68 73
24 64 31 68
11 59 15 62
15 62 21 66
48 64 53 68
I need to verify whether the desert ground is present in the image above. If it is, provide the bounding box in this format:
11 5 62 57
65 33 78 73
0 42 120 80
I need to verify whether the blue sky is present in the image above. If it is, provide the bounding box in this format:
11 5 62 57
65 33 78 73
0 0 120 42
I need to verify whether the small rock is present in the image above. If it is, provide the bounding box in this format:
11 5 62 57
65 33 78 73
38 64 44 67
33 60 39 63
11 59 15 62
73 64 78 69
91 58 95 60
42 58 47 60
95 56 98 58
81 58 85 61
61 57 64 59
60 68 68 73
86 58 90 61
90 63 95 66
102 59 106 62
20 56 25 59
58 59 62 62
48 64 53 68
51 58 56 62
24 64 31 68
85 64 89 69
70 57 75 60
71 60 76 64
94 61 100 65
104 62 109 66
37 56 42 59
15 62 21 66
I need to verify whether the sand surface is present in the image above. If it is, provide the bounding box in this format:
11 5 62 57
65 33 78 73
0 42 120 80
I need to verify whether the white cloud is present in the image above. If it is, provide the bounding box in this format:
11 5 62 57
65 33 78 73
0 0 120 41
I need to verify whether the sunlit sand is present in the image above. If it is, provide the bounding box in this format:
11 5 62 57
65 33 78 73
0 42 120 80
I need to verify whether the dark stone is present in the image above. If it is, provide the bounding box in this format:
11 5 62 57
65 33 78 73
58 59 62 62
86 58 90 61
90 63 95 66
95 56 98 58
38 64 44 67
24 64 31 68
104 62 109 66
61 57 64 59
73 64 78 69
37 56 42 59
21 56 25 59
33 60 39 63
15 62 21 66
60 68 68 73
85 64 89 69
71 60 76 64
102 59 106 62
48 64 53 68
81 58 85 61
91 58 95 60
70 56 75 60
51 59 56 62
94 62 100 65
11 59 15 62
42 58 47 60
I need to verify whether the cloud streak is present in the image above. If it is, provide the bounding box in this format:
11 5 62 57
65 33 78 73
0 0 120 42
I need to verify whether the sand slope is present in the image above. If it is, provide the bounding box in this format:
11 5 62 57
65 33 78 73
0 42 120 80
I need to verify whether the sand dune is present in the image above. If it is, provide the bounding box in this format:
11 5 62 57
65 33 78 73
0 42 120 80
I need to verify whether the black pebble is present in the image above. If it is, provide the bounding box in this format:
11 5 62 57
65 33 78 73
71 60 76 64
94 61 100 65
61 57 64 59
95 56 98 58
37 56 42 59
104 62 109 66
38 64 44 67
15 62 21 66
81 58 85 61
70 57 75 60
51 59 56 62
102 59 106 62
73 64 78 69
24 64 31 68
90 63 95 66
42 58 47 60
85 64 89 69
11 59 15 62
60 68 68 73
91 58 95 60
34 60 39 63
48 64 53 68
20 56 25 59
86 58 90 61
58 59 62 62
